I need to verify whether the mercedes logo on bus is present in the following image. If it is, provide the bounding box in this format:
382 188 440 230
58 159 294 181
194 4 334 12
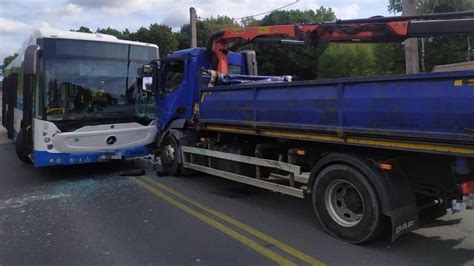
106 136 117 145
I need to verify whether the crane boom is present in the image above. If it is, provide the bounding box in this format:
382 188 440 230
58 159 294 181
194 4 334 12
208 11 474 73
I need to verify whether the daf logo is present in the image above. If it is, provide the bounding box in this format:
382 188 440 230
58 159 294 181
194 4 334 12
106 136 117 145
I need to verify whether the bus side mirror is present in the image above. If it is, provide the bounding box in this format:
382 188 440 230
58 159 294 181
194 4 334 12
24 45 41 75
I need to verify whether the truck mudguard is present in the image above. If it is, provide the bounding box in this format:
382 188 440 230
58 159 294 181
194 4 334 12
158 118 187 145
308 153 419 241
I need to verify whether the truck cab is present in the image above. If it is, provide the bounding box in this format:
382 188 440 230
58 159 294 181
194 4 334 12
144 48 256 134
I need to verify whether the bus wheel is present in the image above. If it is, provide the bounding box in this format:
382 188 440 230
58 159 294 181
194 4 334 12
160 134 182 176
312 164 384 243
15 129 32 163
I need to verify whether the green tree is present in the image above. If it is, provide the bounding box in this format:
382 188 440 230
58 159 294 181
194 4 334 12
129 24 179 57
2 53 18 74
373 44 405 74
387 0 474 71
319 44 377 78
176 16 238 49
258 7 335 25
71 26 92 33
388 0 472 13
253 8 336 79
96 27 126 39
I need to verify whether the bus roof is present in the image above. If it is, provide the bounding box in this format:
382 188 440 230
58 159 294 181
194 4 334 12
32 28 158 48
5 28 158 71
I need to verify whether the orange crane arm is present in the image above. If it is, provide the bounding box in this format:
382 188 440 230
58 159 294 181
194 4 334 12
208 11 474 73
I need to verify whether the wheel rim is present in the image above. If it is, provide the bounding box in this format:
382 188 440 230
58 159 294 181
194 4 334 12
325 179 364 227
162 144 176 164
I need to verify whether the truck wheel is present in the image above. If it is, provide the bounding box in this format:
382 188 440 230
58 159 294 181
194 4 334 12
15 129 32 163
160 134 182 176
312 164 384 243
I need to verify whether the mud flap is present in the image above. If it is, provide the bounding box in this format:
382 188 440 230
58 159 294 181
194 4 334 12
388 205 419 240
380 162 419 241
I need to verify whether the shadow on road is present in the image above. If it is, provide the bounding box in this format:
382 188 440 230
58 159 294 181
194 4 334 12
374 233 473 265
170 173 474 265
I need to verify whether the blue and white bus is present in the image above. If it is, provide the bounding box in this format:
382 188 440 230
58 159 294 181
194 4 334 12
1 28 159 167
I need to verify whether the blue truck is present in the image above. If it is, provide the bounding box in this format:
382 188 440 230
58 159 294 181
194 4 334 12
139 13 474 243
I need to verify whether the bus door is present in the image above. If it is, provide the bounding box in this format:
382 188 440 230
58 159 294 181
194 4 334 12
19 45 41 153
4 74 18 139
2 77 6 128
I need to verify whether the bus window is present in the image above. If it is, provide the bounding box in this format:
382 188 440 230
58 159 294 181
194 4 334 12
130 46 159 61
40 39 158 122
15 70 23 111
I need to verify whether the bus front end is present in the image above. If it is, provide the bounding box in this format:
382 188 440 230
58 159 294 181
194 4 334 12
4 29 160 167
33 119 156 167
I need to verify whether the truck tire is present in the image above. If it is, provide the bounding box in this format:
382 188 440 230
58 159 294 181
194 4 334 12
160 134 182 176
15 129 32 163
312 164 384 243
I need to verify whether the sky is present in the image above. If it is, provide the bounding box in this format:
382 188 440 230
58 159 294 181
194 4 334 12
0 0 391 66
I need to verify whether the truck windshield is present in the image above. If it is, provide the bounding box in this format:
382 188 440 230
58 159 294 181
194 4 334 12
41 39 158 122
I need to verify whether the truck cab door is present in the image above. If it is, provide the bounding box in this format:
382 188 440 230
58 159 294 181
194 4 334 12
156 59 188 133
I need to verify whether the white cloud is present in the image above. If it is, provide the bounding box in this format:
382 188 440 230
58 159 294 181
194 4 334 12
68 0 123 8
66 0 321 20
162 7 189 28
0 17 33 34
41 3 83 16
333 3 361 19
68 0 153 15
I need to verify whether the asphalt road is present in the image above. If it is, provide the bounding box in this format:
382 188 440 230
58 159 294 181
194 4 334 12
0 127 473 266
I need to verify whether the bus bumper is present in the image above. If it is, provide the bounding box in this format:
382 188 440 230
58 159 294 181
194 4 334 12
33 145 151 167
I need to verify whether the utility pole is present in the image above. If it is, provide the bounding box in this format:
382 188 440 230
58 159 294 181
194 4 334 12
190 7 197 48
402 0 420 73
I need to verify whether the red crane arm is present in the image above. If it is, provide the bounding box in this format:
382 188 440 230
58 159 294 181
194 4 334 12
208 11 474 73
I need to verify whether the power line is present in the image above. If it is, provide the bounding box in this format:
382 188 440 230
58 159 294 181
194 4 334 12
197 0 300 21
233 0 300 21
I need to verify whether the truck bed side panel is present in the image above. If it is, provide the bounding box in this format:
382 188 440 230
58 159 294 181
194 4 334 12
199 71 474 145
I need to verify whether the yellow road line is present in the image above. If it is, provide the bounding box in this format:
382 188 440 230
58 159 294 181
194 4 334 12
131 178 296 266
142 176 325 266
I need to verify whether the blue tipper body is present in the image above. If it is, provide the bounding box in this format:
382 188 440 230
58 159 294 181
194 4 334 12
198 70 474 148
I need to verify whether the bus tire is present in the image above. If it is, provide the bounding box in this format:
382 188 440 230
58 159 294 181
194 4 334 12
312 164 384 243
160 134 182 176
15 129 32 163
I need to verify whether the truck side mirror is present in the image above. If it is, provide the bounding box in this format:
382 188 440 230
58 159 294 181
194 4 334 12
137 64 156 93
142 77 153 92
24 45 41 75
143 64 154 75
